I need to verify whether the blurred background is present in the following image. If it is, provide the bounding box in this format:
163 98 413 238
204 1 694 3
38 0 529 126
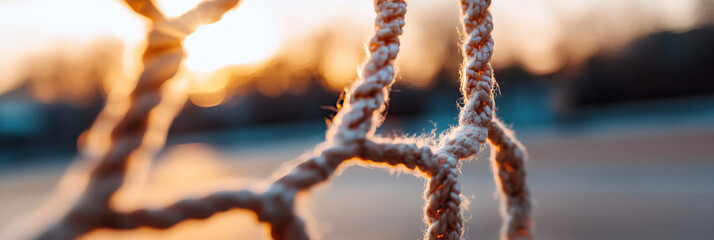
1 0 713 239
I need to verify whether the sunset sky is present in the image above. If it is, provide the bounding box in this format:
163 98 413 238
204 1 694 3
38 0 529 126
0 0 707 103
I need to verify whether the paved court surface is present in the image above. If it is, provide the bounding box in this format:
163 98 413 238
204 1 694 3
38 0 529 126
1 123 713 239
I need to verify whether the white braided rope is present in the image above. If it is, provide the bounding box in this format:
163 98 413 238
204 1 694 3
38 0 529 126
34 0 532 239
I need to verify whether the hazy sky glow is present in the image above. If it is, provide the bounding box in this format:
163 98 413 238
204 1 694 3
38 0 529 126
0 0 705 103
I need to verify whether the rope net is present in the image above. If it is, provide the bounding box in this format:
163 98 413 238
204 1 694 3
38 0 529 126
34 0 531 239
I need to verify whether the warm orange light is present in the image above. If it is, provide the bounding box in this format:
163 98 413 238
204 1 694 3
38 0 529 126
189 90 227 108
399 23 449 89
256 73 290 98
0 0 143 99
187 69 231 107
0 0 705 99
320 47 361 92
182 0 283 73
154 0 203 18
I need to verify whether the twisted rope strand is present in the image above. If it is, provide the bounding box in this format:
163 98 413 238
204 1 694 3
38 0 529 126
440 0 495 159
488 119 532 240
421 1 496 239
327 0 406 142
32 0 531 239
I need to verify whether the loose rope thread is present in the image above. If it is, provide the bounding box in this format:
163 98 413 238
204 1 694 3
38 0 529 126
34 0 531 239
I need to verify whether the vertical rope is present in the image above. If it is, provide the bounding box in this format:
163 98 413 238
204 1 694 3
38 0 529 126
423 155 462 240
440 0 495 159
326 0 406 143
424 1 496 239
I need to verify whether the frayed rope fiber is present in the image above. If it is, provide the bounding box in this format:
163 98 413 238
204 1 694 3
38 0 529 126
35 0 531 239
